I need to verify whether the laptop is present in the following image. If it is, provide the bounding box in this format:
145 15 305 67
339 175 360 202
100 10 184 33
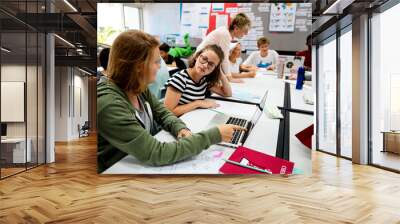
207 91 268 148
279 55 305 74
208 107 263 148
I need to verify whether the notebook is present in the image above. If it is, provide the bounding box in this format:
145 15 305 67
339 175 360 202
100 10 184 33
219 146 295 175
295 124 314 149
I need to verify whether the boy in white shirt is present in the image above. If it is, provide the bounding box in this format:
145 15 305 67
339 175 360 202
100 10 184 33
243 37 279 70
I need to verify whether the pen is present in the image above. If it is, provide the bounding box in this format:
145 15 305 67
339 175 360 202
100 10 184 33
223 159 272 174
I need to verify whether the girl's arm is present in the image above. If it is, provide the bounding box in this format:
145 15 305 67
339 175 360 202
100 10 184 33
209 73 232 97
164 87 202 116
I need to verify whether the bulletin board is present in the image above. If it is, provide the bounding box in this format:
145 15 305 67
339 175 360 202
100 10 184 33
180 3 312 52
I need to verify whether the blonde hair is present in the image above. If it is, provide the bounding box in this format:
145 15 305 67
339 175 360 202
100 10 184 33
257 37 270 48
107 30 159 94
229 13 251 31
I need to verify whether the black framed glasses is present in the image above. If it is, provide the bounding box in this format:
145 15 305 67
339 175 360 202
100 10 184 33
198 54 217 70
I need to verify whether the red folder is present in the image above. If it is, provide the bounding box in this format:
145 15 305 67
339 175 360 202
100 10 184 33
295 124 314 149
219 146 294 175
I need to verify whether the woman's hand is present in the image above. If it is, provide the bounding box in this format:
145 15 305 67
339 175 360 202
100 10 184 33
177 128 192 138
217 124 247 142
196 99 219 109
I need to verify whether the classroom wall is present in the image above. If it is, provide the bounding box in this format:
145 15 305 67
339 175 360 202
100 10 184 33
243 3 311 52
142 3 181 37
139 3 311 52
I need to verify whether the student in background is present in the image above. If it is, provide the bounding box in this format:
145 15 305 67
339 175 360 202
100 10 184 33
159 43 186 70
148 56 170 99
243 37 279 70
196 13 251 83
97 48 110 84
229 42 256 79
97 30 244 173
296 35 312 71
164 44 232 117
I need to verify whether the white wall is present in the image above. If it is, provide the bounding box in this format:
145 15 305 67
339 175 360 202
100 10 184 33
142 3 181 37
1 65 31 138
1 64 46 163
54 67 89 141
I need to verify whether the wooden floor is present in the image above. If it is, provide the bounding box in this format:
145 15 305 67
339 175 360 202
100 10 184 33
373 151 400 171
0 135 400 223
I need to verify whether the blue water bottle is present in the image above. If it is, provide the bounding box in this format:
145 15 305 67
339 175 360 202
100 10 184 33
296 67 305 90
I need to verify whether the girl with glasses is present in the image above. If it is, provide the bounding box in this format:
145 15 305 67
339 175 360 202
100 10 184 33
164 44 232 116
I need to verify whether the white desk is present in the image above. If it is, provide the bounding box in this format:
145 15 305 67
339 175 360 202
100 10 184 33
1 138 32 163
104 75 314 175
288 82 314 113
103 100 260 174
256 69 278 76
289 113 313 175
211 75 285 108
243 113 280 157
283 80 314 113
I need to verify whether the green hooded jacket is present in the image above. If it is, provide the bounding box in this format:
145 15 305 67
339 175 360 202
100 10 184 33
97 80 222 173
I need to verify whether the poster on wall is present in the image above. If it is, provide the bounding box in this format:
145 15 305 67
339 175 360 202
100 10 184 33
211 3 224 12
269 3 297 32
215 14 228 28
180 3 211 38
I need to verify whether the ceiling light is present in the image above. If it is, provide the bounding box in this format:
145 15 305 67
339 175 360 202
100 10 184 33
63 0 78 12
1 47 11 53
78 68 92 76
54 34 75 48
323 0 354 15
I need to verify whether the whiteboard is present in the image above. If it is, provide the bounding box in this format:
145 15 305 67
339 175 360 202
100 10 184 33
1 82 25 122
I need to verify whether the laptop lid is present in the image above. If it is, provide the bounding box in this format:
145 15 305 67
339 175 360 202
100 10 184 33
279 55 305 74
259 90 268 111
240 108 263 145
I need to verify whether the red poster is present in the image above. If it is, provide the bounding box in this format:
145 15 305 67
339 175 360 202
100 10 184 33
207 3 238 35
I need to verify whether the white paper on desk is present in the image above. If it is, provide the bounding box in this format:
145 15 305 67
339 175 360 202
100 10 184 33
256 69 277 76
284 80 297 85
105 146 229 174
264 104 283 119
303 92 314 105
231 89 262 103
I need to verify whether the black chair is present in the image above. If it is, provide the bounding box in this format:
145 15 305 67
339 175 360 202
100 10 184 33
78 121 90 138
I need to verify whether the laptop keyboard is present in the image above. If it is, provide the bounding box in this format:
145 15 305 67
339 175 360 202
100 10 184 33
226 117 247 144
230 130 243 144
226 117 247 127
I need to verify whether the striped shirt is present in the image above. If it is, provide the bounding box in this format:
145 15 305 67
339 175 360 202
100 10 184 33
166 69 208 105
